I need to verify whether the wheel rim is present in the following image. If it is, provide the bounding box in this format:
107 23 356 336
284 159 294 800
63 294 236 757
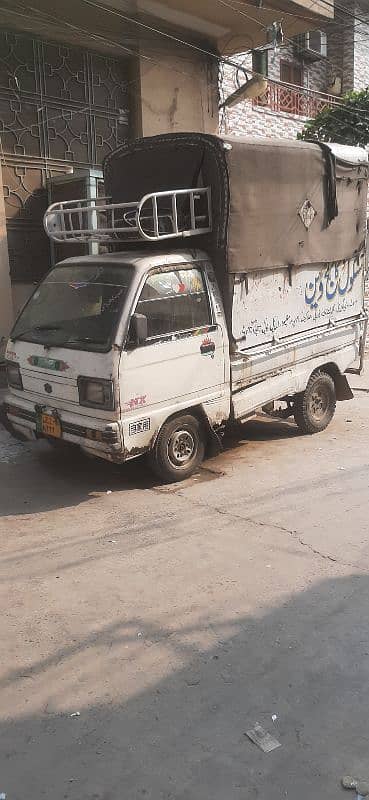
168 429 196 467
309 384 330 421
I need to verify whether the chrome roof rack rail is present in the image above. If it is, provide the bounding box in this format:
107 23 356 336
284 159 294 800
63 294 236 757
44 187 212 244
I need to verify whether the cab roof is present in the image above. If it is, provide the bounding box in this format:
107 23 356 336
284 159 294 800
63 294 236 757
56 249 208 277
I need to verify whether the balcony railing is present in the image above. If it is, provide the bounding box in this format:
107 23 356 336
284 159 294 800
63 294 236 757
253 81 338 118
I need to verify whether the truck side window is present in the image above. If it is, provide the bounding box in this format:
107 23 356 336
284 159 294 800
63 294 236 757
136 268 211 339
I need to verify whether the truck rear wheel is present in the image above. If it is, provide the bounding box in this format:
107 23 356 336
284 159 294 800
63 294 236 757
149 414 205 483
294 370 336 434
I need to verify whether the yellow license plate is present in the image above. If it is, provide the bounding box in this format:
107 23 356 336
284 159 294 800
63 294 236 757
41 414 62 438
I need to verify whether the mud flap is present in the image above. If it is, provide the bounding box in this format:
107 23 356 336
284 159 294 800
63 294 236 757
202 417 223 456
335 373 354 401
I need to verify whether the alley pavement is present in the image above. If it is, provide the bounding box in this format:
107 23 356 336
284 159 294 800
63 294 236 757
1 369 369 799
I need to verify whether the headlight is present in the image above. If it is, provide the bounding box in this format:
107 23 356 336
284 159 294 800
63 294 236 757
77 377 114 410
6 361 23 390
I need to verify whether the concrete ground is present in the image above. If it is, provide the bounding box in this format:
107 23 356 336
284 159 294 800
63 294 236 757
1 372 369 800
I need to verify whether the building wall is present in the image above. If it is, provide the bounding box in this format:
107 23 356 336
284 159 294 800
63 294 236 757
220 3 369 142
267 42 328 90
0 27 131 342
134 43 218 137
0 29 219 342
220 97 308 140
220 43 330 140
353 1 369 90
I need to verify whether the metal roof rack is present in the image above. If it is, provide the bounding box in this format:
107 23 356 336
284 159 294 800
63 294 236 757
44 187 212 244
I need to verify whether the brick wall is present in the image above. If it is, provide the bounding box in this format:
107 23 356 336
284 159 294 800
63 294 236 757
220 47 326 139
220 96 308 140
220 41 332 139
220 3 369 141
353 1 369 89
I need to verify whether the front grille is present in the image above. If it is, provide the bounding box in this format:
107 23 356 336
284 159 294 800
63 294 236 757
5 404 36 423
62 420 119 444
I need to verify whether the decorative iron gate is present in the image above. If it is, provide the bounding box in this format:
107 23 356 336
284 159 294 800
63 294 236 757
0 29 130 282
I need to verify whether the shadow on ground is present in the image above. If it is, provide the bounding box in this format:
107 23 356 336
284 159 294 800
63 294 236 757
0 415 299 517
0 574 367 799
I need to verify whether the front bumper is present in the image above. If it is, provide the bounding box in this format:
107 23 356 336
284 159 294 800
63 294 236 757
3 397 125 461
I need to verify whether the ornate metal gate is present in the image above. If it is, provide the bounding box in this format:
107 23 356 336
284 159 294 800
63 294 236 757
0 29 130 283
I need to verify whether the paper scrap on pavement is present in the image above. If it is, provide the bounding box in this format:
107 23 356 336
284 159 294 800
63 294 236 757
246 722 281 753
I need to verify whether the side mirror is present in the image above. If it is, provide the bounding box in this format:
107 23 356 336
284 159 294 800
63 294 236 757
129 313 148 346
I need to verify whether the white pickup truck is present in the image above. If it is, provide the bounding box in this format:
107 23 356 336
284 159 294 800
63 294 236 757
4 134 368 482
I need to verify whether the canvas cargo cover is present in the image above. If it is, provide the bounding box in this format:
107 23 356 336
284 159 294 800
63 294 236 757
225 136 368 271
103 133 368 273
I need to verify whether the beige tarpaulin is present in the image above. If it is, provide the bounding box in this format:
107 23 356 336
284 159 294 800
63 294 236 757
224 136 368 271
104 133 368 273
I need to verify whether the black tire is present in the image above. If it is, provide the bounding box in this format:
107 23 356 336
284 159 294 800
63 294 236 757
294 370 336 434
149 414 205 483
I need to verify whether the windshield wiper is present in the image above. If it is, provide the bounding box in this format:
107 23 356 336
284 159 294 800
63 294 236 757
11 324 63 342
67 336 105 345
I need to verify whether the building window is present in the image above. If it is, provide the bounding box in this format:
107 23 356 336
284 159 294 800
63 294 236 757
280 60 303 87
308 30 327 57
252 49 268 77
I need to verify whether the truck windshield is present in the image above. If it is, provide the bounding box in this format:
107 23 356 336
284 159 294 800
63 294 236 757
11 263 133 352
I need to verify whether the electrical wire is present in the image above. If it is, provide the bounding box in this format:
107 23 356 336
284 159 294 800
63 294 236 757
17 0 359 91
2 0 369 167
79 0 252 76
216 0 369 127
80 0 349 77
3 0 369 141
317 0 369 28
82 0 336 72
281 0 369 47
217 0 369 79
80 0 364 93
223 0 324 25
75 0 367 118
216 0 369 124
0 0 212 138
227 0 369 43
216 0 342 73
1 0 264 142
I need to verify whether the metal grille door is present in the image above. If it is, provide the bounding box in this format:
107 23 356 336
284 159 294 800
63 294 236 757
0 29 130 282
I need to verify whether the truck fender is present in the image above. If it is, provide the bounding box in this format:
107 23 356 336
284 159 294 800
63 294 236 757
152 406 223 457
317 364 353 401
183 405 223 456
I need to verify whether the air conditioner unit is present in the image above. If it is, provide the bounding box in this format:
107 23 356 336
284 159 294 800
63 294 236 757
294 31 327 61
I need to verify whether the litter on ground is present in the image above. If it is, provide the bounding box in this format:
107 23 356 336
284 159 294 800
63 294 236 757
245 723 281 753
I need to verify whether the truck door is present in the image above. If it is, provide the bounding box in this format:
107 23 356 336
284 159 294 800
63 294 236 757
119 263 228 434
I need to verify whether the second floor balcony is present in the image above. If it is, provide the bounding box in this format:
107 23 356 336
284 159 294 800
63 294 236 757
254 81 338 118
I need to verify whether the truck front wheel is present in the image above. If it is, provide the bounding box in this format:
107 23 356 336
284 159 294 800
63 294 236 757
149 414 205 483
294 370 336 434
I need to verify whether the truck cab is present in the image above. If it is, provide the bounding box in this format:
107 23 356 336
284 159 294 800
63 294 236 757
5 249 230 481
